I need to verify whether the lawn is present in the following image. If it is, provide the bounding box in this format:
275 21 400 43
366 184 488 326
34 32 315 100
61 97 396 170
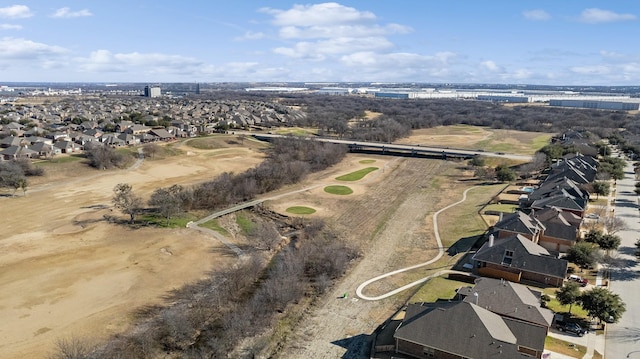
286 206 316 215
483 203 518 213
409 277 468 303
335 167 378 181
359 159 376 164
35 154 84 165
544 336 586 358
200 219 231 236
236 212 254 234
324 185 353 195
437 183 506 247
138 212 198 228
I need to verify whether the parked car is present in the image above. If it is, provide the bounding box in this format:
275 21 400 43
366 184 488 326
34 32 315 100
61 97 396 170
555 320 585 336
568 274 589 287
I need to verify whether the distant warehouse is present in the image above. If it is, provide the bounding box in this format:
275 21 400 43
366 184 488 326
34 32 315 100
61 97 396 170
549 99 640 111
477 95 529 103
375 92 410 99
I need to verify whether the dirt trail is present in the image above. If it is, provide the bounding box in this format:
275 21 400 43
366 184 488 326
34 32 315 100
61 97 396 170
272 157 463 359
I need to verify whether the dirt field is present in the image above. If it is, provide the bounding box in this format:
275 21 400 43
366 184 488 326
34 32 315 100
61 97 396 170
0 136 265 359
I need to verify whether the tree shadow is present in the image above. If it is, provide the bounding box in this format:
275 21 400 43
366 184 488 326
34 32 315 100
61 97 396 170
606 326 640 344
610 267 640 282
331 333 371 359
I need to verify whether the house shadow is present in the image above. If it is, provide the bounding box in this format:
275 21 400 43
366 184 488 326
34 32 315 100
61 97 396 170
447 234 483 257
331 333 372 359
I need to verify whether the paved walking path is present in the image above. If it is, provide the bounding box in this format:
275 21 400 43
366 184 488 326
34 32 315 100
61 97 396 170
356 186 479 300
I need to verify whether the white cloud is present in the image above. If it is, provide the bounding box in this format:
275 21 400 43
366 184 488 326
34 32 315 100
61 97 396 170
261 2 375 26
274 36 394 60
570 65 611 75
279 23 411 40
235 31 265 41
0 5 32 19
578 8 636 24
78 50 203 75
51 7 92 18
0 37 68 59
481 60 500 71
0 23 22 30
600 50 624 59
523 9 550 21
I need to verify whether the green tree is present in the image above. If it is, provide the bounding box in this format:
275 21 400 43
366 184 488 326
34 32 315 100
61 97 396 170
538 144 564 164
468 156 485 167
495 164 516 182
584 229 603 244
597 233 621 255
565 242 597 269
580 287 626 325
556 281 581 314
592 181 610 200
112 183 143 224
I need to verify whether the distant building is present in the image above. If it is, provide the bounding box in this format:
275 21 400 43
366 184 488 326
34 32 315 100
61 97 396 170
144 85 161 98
195 82 200 95
549 99 639 111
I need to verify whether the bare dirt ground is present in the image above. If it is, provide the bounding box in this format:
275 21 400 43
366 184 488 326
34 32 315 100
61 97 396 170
0 137 265 359
268 154 472 359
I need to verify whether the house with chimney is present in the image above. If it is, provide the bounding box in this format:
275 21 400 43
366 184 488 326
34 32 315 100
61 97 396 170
471 234 568 287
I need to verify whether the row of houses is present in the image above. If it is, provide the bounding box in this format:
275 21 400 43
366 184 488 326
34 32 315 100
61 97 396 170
0 124 176 160
468 152 600 290
384 141 603 358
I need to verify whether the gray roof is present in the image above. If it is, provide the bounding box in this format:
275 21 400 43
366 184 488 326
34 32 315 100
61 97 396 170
493 211 543 236
503 317 548 353
472 234 568 279
531 195 586 212
395 301 523 358
458 277 554 327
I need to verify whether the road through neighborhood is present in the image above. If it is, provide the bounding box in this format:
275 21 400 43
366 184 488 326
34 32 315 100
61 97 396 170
606 159 640 359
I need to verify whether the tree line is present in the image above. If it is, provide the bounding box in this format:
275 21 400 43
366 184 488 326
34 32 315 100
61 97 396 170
50 219 358 359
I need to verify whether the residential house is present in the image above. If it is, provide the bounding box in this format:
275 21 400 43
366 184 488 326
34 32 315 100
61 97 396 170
0 145 38 160
492 211 543 243
124 124 151 135
530 195 587 218
29 142 54 158
149 128 175 141
472 234 568 287
457 277 553 328
53 140 78 154
394 301 539 359
532 207 581 253
0 136 26 148
117 133 139 145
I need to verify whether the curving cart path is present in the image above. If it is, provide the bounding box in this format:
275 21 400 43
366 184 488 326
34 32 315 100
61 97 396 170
356 186 478 301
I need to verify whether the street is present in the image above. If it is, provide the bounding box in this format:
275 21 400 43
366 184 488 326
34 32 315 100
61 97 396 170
606 159 640 358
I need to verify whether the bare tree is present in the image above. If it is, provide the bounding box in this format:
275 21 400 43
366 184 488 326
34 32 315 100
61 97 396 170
148 185 184 225
602 216 627 234
112 183 143 224
142 142 159 159
48 337 93 359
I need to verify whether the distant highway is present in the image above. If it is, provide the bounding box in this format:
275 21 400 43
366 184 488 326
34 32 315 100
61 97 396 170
249 133 532 162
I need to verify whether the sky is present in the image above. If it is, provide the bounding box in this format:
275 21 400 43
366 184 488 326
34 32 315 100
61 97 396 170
1 1 639 85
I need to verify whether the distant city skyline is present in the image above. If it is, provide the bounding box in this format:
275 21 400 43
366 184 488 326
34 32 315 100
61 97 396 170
0 1 639 85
